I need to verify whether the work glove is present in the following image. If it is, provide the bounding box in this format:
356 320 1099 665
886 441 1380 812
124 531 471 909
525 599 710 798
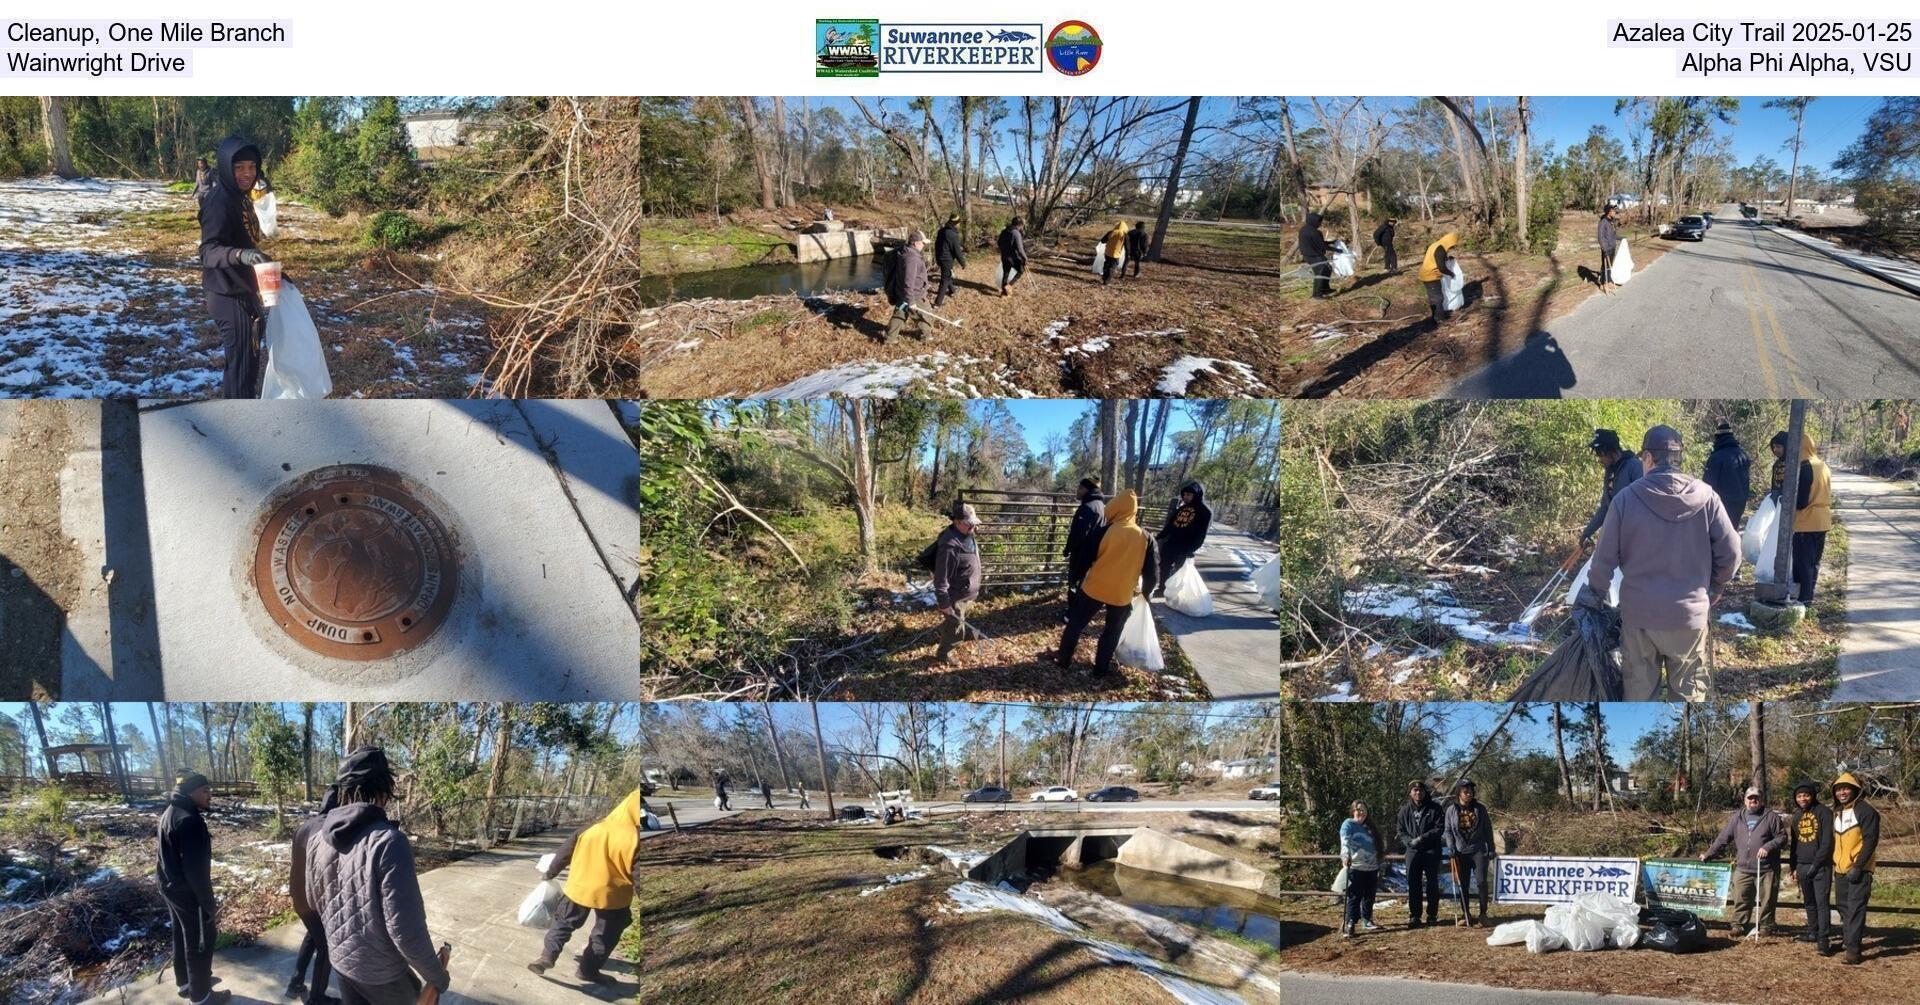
237 249 269 266
1847 868 1865 884
1574 584 1607 611
1578 534 1593 550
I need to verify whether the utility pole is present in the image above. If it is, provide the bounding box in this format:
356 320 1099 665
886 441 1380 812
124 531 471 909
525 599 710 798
810 700 835 820
998 706 1007 790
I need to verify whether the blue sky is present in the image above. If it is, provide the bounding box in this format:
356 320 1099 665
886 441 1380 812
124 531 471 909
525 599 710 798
774 701 1270 759
1432 703 1725 764
990 399 1197 455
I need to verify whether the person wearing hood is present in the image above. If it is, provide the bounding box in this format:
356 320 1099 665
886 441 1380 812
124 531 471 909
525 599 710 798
996 217 1027 296
193 156 213 203
1787 781 1836 955
933 500 987 663
1051 489 1160 676
1701 421 1752 528
1581 429 1645 548
1373 217 1399 273
288 786 341 1005
1395 779 1444 928
1298 212 1333 298
1338 801 1382 937
199 134 274 399
1443 779 1494 928
1418 232 1460 323
1787 432 1832 605
933 214 966 307
1597 203 1621 291
1701 786 1786 937
1831 772 1880 964
713 775 730 811
1585 425 1739 701
306 748 451 1004
530 790 638 983
1125 221 1148 277
883 230 931 343
1153 481 1213 598
1063 477 1108 600
1101 221 1130 285
158 772 229 1005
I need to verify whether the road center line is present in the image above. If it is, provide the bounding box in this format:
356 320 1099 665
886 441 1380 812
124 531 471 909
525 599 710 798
1738 263 1782 398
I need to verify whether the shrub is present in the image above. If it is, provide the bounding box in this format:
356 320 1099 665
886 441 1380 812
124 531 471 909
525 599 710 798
365 210 425 250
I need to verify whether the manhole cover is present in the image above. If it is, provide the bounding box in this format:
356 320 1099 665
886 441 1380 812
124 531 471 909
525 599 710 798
252 465 459 660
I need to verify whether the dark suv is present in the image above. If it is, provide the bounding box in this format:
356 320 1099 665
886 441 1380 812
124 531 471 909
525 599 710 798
962 785 1013 803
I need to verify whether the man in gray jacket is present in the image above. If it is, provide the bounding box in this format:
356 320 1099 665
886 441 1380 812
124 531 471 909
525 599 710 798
883 230 931 343
933 501 986 663
307 748 451 1005
1701 787 1787 936
1586 425 1739 701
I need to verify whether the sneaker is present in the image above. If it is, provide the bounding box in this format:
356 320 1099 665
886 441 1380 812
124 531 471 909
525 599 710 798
199 993 233 1005
1794 932 1817 943
1455 918 1469 928
286 982 307 999
1819 944 1837 957
1340 923 1352 939
1406 918 1423 930
1843 950 1862 965
576 969 616 985
528 959 554 976
1361 920 1381 932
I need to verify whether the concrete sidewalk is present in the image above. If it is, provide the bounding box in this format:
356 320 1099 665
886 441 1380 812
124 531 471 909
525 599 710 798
82 833 634 1005
1832 470 1920 701
1152 526 1279 698
1766 222 1920 299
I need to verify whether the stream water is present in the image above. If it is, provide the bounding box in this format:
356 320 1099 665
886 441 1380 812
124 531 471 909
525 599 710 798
1054 860 1281 948
637 254 888 305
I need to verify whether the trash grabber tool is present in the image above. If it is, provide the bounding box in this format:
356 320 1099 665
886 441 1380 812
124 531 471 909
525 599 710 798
911 304 965 328
418 943 453 1004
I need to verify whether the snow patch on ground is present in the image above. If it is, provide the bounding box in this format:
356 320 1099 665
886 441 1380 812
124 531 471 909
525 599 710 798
1718 612 1757 631
749 352 1034 399
1344 582 1543 646
1154 356 1270 397
860 867 934 895
927 846 991 871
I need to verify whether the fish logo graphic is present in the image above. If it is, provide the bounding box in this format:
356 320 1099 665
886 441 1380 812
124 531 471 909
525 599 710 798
1591 866 1632 878
989 29 1037 43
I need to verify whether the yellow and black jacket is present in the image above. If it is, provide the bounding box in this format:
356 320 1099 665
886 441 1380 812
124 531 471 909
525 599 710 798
1831 773 1880 876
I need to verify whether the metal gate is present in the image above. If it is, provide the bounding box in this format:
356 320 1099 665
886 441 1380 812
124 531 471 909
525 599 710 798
954 488 1165 592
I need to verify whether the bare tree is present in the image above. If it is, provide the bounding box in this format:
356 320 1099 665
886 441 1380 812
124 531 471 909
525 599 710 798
737 98 775 211
810 700 836 819
1308 98 1393 247
39 97 77 179
1148 97 1203 260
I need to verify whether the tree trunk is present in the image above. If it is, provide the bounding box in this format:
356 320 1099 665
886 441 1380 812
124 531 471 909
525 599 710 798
301 703 315 801
1749 702 1768 802
810 700 836 820
1551 703 1575 807
772 96 791 207
1098 400 1121 493
958 97 975 240
1276 99 1310 219
762 700 793 791
147 702 172 789
1148 96 1202 261
99 703 132 804
998 706 1008 790
39 97 77 179
28 702 54 778
1514 97 1530 248
199 703 218 781
738 97 775 211
483 705 515 847
846 400 878 574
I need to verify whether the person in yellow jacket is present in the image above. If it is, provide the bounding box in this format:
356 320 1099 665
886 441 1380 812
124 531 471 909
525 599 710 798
529 790 639 983
1767 431 1833 604
1831 772 1879 964
1101 222 1130 285
1418 233 1461 325
1049 489 1161 676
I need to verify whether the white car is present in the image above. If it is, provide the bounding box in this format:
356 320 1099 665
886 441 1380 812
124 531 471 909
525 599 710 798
1248 784 1281 800
1029 786 1080 802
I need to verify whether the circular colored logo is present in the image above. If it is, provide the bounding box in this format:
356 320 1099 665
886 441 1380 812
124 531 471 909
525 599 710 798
1045 20 1102 75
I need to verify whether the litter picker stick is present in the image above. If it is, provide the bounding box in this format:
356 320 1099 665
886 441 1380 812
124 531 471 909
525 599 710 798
910 304 965 328
417 943 453 1004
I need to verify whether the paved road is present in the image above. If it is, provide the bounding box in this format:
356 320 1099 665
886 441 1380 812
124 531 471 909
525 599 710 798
642 791 1271 836
83 833 632 1005
1153 526 1280 699
1832 471 1920 701
1453 205 1920 398
1281 973 1734 1005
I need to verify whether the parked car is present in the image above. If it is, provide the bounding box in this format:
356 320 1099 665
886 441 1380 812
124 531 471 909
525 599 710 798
1249 783 1282 800
1668 215 1707 241
1029 786 1080 802
962 785 1013 803
1087 786 1140 802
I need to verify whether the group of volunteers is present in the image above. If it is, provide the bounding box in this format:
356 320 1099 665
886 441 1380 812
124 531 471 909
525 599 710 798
1336 774 1883 964
926 477 1212 674
1575 421 1831 700
157 753 638 1005
879 214 1152 342
1296 214 1464 328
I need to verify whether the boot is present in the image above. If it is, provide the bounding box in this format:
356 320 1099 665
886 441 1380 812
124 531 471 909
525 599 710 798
287 980 308 999
527 956 556 976
577 966 616 985
1843 949 1863 965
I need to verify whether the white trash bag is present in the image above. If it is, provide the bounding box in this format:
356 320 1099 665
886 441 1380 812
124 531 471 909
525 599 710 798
1563 555 1623 608
253 189 279 238
1544 902 1609 952
714 795 725 810
1488 919 1567 954
1253 554 1282 613
1092 242 1124 275
1742 494 1778 565
1572 891 1642 949
1116 594 1165 671
260 282 333 400
517 879 563 928
1330 240 1355 279
1611 238 1634 284
1330 866 1350 895
1164 560 1213 617
1440 260 1466 311
535 853 557 875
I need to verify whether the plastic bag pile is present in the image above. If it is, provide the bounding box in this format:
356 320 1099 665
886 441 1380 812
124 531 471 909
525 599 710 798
1486 892 1642 954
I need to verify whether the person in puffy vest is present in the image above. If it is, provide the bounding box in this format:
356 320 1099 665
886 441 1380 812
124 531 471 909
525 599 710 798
1788 432 1832 605
530 790 639 983
287 786 340 1004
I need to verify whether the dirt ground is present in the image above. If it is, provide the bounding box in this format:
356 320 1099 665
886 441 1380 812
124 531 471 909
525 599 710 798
619 219 1286 399
1285 526 1847 702
0 177 492 398
1274 212 1675 398
638 809 1278 1005
0 402 84 699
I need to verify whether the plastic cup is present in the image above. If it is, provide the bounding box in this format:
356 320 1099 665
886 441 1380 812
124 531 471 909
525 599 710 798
253 260 282 307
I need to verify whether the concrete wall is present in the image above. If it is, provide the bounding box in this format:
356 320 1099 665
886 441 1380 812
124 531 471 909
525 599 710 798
1114 827 1271 893
793 230 875 263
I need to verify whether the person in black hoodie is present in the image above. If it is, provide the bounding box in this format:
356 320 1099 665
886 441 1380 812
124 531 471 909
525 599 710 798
996 217 1027 296
199 134 274 399
933 215 966 307
1701 421 1753 528
158 773 229 1005
1787 781 1836 956
1298 212 1332 298
1373 218 1399 273
1125 222 1148 278
1396 779 1444 928
1153 481 1213 597
288 786 341 1004
1581 429 1644 549
1063 477 1107 601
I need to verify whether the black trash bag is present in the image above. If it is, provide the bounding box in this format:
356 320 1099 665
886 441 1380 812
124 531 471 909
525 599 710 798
1639 906 1707 953
1507 603 1623 702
